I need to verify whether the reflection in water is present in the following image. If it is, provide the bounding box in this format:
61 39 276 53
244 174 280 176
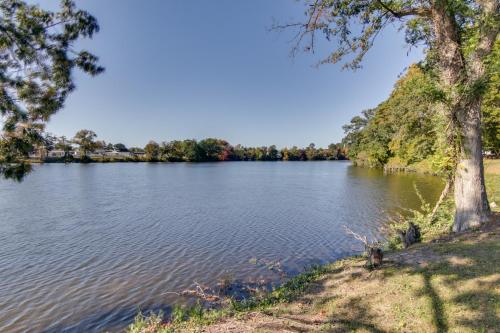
0 162 444 332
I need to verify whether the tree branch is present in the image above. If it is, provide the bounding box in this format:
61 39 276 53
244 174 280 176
375 0 431 18
474 0 499 61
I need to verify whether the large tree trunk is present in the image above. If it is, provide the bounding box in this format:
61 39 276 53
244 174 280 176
453 101 491 232
452 0 500 231
430 3 492 232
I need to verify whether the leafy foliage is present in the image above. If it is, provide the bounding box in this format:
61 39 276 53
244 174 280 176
0 0 103 179
482 40 500 155
342 54 499 172
144 140 160 161
151 138 347 162
28 127 349 164
343 65 444 170
386 182 455 250
127 311 172 333
72 129 96 158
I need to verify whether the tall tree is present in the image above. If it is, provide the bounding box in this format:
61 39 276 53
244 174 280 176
285 0 498 231
0 0 103 179
144 141 160 161
181 139 201 162
305 143 317 160
198 138 226 161
73 129 97 158
113 143 128 152
267 145 279 160
343 66 440 168
55 136 73 159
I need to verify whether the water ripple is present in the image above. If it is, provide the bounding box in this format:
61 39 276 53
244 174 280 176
0 162 444 332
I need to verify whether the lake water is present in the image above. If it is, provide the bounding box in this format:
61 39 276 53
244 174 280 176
0 162 444 332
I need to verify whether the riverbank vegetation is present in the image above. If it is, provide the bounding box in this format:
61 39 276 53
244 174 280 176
200 220 499 333
342 42 499 174
126 215 499 333
31 132 348 163
0 0 104 181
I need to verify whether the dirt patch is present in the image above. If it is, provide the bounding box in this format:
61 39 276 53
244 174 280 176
484 159 500 175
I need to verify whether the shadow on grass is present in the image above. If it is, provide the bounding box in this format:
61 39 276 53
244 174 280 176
386 239 497 333
421 270 449 332
253 228 498 333
323 296 386 333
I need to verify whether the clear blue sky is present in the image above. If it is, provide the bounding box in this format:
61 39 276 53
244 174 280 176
42 0 423 148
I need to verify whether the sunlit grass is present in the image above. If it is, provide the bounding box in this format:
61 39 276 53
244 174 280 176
485 159 499 211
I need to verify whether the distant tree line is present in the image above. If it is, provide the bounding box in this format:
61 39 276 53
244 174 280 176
142 140 347 162
36 130 348 162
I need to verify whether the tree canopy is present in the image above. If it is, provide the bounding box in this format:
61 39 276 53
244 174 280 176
0 0 103 179
30 128 348 163
73 129 97 157
342 47 499 171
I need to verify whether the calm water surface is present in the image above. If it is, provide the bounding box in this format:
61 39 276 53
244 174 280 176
0 162 444 332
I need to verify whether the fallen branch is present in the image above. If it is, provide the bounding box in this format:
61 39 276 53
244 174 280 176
343 225 383 268
343 225 369 248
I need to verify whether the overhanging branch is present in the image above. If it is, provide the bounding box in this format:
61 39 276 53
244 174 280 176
375 0 431 18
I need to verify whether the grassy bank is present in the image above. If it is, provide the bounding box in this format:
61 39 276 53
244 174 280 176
188 221 499 333
127 222 499 333
126 161 500 333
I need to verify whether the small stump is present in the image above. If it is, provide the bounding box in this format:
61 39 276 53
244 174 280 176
397 222 422 248
367 247 384 268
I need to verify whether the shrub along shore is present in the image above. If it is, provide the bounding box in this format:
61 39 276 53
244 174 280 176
125 162 499 332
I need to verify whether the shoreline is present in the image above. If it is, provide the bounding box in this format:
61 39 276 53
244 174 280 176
127 217 499 332
125 160 499 332
27 158 351 164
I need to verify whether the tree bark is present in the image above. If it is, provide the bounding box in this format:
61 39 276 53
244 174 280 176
430 2 493 231
453 100 491 231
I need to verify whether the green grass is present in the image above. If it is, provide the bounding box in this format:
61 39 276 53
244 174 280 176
127 237 499 332
125 264 334 332
485 159 499 211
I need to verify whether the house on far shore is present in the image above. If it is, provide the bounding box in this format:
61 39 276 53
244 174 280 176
29 148 145 160
483 151 498 158
87 149 106 158
132 151 145 158
106 150 134 158
47 150 67 158
29 152 41 159
29 146 47 160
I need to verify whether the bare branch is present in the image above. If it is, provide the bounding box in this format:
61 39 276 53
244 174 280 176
375 0 431 18
343 225 369 247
